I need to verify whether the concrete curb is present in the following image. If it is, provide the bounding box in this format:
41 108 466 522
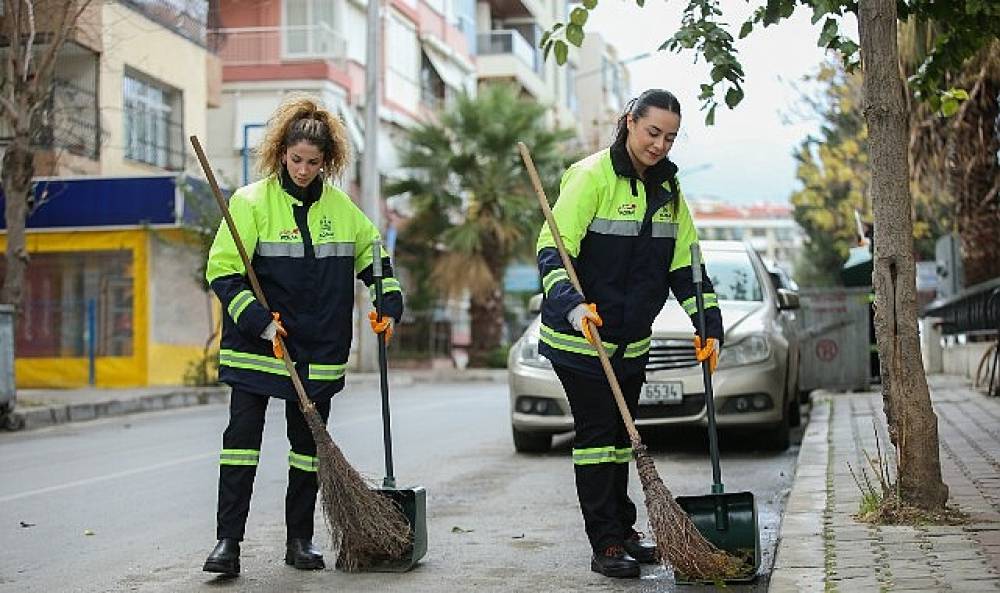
11 387 230 431
5 368 507 432
769 392 830 593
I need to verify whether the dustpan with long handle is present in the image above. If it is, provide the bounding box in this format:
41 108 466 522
674 243 761 582
367 239 427 572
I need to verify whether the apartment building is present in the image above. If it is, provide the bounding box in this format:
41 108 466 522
691 198 804 275
573 32 630 153
0 0 220 387
474 0 579 133
205 0 478 190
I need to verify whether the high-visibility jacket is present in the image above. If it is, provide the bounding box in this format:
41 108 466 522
536 141 722 377
206 175 403 401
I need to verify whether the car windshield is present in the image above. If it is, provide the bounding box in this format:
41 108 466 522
705 250 764 302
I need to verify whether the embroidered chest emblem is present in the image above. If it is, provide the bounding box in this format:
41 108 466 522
653 207 673 222
279 227 301 241
618 203 637 216
318 216 334 240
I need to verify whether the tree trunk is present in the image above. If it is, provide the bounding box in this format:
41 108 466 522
1 134 34 311
858 0 948 509
468 286 504 368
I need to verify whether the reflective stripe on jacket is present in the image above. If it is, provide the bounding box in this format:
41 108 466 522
536 142 722 377
206 176 403 400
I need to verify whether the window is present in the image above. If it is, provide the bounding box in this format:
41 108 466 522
566 64 578 113
123 72 183 170
420 52 446 110
386 12 420 113
0 251 134 357
284 0 339 58
705 251 764 302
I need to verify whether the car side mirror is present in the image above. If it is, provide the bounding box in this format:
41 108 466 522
528 293 543 315
777 288 800 310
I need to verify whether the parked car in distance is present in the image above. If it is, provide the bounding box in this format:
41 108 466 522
508 240 802 453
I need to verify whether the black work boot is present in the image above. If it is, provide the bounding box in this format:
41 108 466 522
285 538 325 570
203 538 240 575
590 544 640 578
623 529 658 564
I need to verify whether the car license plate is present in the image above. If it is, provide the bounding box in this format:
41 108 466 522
640 382 683 405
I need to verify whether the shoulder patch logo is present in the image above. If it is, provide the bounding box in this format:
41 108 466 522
618 203 637 216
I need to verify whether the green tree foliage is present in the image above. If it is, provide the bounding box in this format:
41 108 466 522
789 60 951 286
790 62 869 286
386 85 574 367
542 1 1000 125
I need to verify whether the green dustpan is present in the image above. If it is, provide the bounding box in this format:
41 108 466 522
675 244 760 584
366 240 427 572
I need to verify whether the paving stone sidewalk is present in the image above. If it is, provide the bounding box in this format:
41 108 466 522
771 375 1000 592
3 368 506 431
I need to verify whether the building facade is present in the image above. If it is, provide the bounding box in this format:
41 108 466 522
0 0 220 387
690 199 804 275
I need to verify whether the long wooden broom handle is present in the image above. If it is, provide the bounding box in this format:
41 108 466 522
189 136 315 411
517 142 641 443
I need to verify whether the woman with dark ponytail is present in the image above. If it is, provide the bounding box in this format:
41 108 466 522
536 89 724 578
202 95 403 575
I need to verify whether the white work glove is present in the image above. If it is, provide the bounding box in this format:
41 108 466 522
260 320 280 340
566 303 603 344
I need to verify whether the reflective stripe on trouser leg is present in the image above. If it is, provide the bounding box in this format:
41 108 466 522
554 365 642 552
217 389 269 541
285 397 332 540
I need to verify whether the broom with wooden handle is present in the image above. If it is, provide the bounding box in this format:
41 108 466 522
190 136 410 571
517 142 741 580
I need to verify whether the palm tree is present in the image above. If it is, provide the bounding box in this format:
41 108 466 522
387 85 575 367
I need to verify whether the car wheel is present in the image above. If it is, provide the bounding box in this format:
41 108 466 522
763 404 791 451
512 426 552 453
789 393 802 428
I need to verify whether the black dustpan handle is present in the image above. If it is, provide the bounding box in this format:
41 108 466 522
373 240 396 488
691 244 724 494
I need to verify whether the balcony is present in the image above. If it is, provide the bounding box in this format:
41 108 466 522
121 0 208 46
0 77 100 161
476 30 548 101
207 24 347 67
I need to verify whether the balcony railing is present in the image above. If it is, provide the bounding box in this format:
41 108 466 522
207 24 347 67
0 77 100 160
121 0 208 46
477 29 540 74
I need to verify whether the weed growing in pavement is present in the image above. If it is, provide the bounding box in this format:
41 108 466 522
848 419 967 526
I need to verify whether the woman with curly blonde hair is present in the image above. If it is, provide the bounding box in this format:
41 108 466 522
202 94 403 576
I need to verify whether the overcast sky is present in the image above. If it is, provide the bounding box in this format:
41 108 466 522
585 2 855 205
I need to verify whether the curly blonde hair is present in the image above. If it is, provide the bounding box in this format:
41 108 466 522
255 94 351 181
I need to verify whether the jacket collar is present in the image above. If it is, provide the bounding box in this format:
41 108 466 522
279 166 323 206
609 136 678 187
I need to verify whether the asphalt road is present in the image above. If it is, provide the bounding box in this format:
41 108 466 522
0 380 803 592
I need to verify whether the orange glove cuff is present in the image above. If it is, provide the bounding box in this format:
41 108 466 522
368 311 394 343
271 312 287 358
581 303 603 345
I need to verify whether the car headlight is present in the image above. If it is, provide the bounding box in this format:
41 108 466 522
516 335 552 369
718 334 771 368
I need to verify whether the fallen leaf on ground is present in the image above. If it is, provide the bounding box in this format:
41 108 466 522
84 529 95 536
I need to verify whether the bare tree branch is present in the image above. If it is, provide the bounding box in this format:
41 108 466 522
21 0 35 82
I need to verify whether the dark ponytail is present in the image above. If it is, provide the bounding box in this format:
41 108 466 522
612 89 682 147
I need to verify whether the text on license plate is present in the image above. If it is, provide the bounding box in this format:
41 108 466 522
640 382 684 405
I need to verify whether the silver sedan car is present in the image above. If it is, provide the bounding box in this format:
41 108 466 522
507 241 801 452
